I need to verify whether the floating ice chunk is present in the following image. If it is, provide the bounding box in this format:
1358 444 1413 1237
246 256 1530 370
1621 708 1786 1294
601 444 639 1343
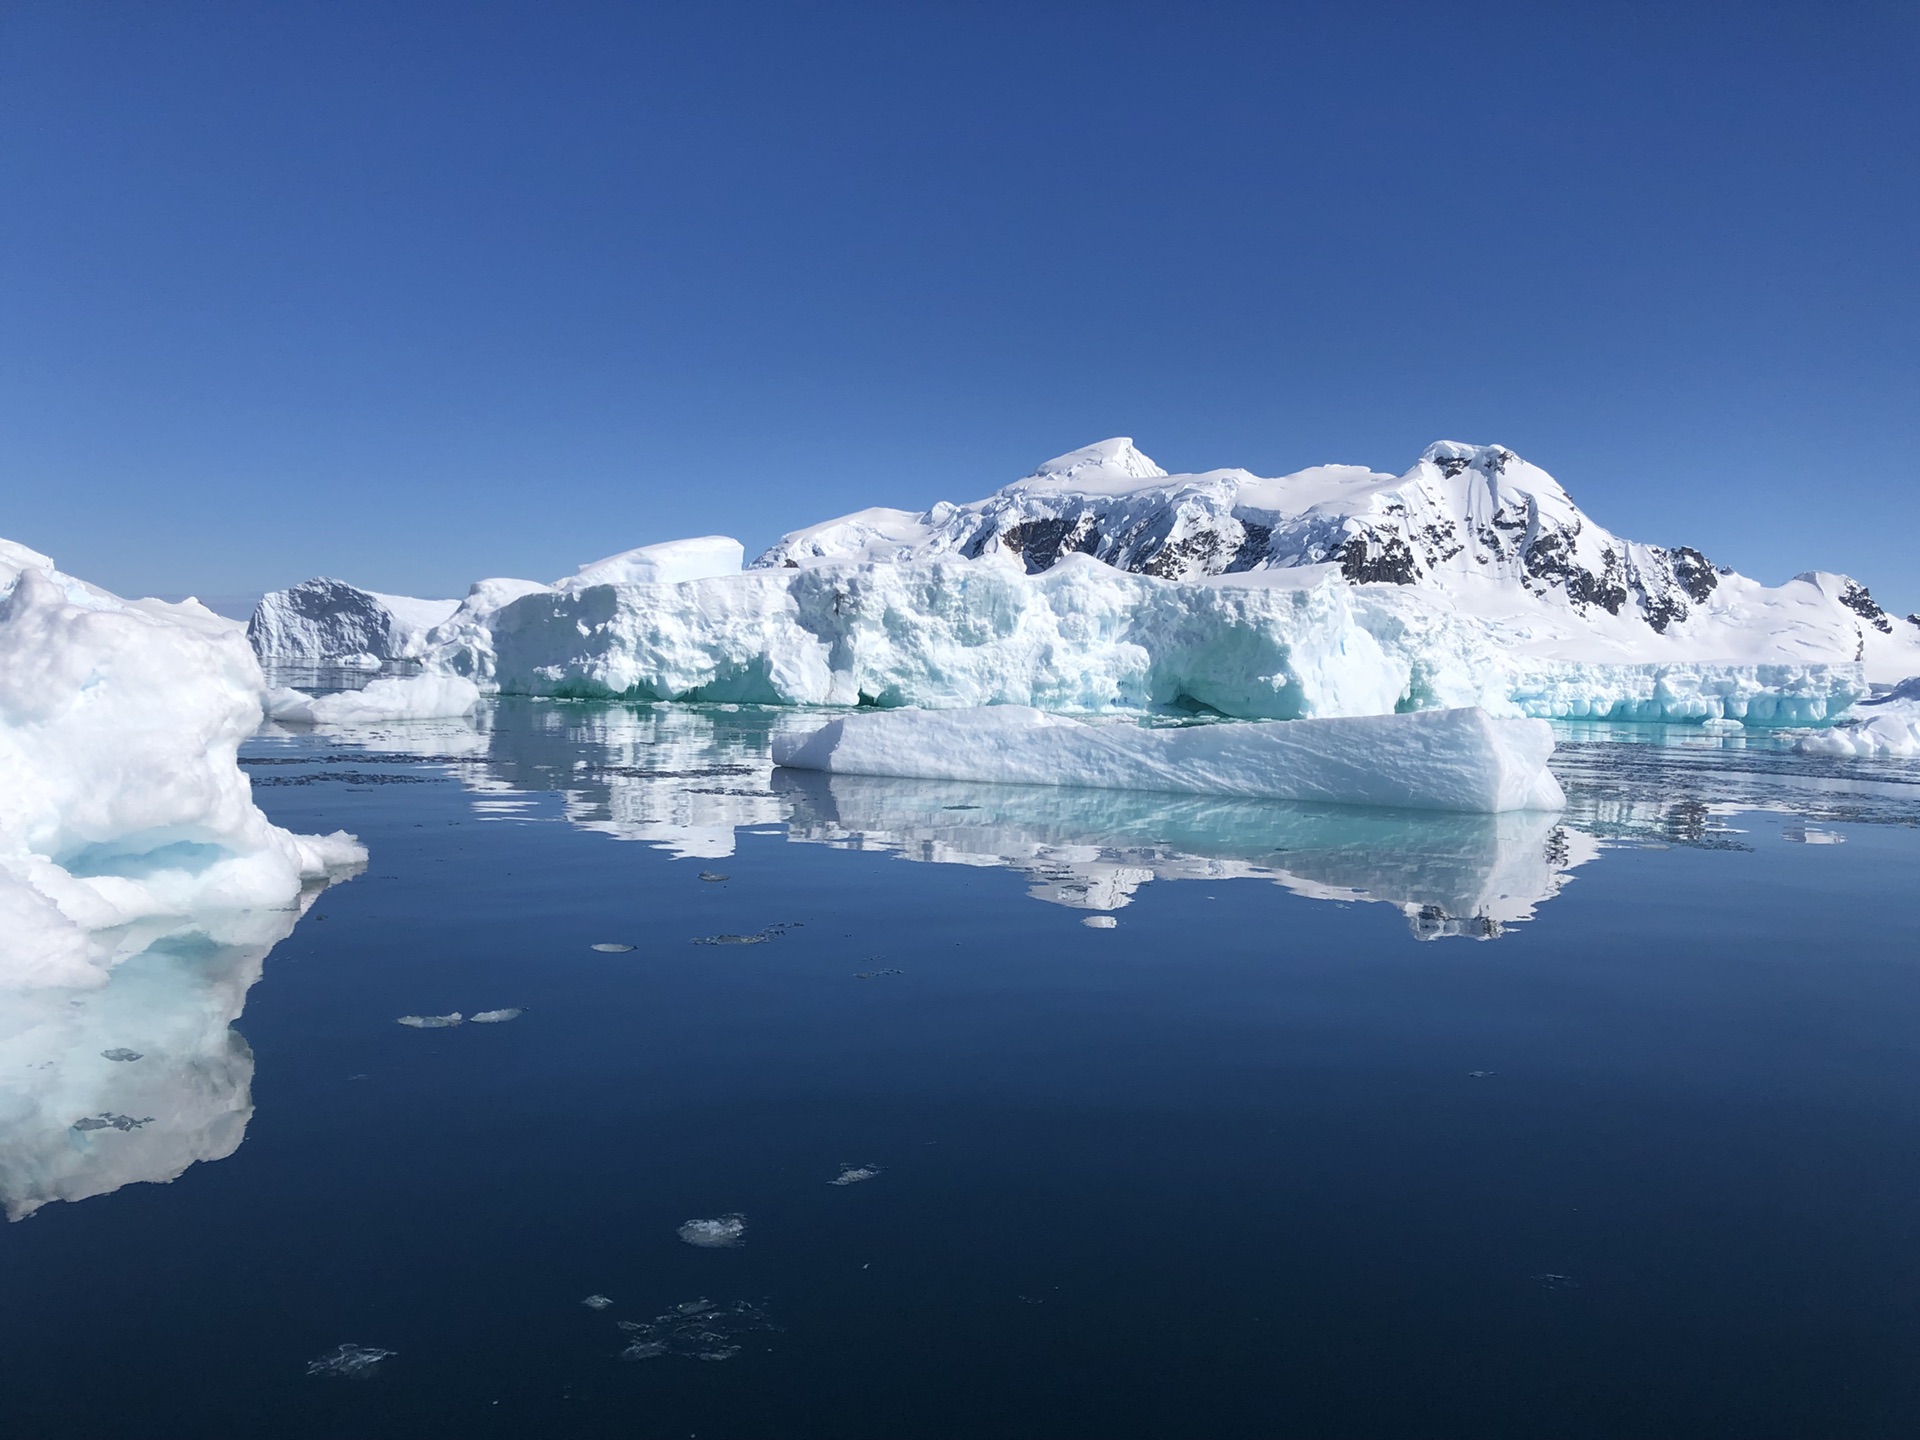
1081 916 1117 929
397 1012 463 1029
829 1165 882 1186
306 1343 396 1378
265 674 482 726
694 933 766 946
698 871 729 882
615 1297 774 1361
100 1048 144 1062
1795 692 1920 757
775 706 1566 814
468 1008 523 1023
591 942 635 952
0 556 363 991
1531 1273 1579 1290
1467 1070 1497 1079
678 1214 747 1248
582 1294 614 1310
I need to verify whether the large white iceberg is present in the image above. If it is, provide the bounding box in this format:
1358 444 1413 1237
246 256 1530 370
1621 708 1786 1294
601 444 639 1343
249 438 1918 727
247 576 460 668
773 706 1567 814
0 540 364 990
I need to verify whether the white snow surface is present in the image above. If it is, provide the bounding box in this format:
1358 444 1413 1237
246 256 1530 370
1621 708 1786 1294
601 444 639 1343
773 706 1567 814
249 438 1919 726
0 543 365 990
266 673 482 725
565 536 744 588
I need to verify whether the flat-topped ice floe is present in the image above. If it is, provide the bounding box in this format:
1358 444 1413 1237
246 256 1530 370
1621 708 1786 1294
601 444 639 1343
773 706 1566 814
265 673 482 725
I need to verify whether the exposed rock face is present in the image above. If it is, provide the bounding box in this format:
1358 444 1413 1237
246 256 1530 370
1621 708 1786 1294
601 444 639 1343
758 439 1741 637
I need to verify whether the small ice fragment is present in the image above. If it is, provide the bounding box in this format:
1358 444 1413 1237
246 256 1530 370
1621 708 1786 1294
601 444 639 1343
1467 1070 1497 1078
852 968 902 979
693 933 767 946
677 1214 746 1248
307 1343 396 1378
1532 1273 1578 1290
582 1294 613 1310
101 1048 144 1062
829 1165 882 1187
614 1297 775 1362
469 1008 523 1023
591 942 635 952
397 1013 463 1029
1081 916 1117 929
698 871 729 882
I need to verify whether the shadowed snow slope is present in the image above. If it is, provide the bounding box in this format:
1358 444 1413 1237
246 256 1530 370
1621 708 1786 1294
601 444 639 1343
247 438 1919 724
773 706 1567 814
0 540 364 989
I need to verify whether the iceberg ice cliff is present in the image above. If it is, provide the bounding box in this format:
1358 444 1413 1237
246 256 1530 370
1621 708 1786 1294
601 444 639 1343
773 706 1567 814
0 539 364 990
250 439 1920 725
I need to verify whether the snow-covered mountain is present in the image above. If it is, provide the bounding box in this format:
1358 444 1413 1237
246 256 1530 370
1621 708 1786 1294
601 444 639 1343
245 438 1920 725
758 438 1919 678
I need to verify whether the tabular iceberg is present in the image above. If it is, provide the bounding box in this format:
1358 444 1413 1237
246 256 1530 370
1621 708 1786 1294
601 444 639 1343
0 538 364 990
266 673 482 725
773 706 1567 814
249 438 1918 727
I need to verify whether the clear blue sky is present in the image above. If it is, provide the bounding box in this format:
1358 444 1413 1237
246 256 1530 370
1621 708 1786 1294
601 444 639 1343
4 1 1916 611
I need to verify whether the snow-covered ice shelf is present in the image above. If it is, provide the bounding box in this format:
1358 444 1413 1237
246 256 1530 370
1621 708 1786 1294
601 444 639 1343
773 706 1567 814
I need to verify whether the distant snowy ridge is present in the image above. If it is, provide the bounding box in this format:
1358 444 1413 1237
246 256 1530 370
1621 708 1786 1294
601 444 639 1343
1 540 364 989
246 438 1919 726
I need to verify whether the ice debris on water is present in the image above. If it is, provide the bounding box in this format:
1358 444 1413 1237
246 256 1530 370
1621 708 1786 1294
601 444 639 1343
307 1343 396 1378
829 1165 882 1186
582 1294 614 1310
1081 916 1117 929
591 942 635 952
698 871 729 882
1467 1070 1497 1078
1532 1273 1579 1290
616 1298 776 1362
100 1048 144 1062
397 1012 463 1029
852 968 902 979
693 922 799 947
469 1008 523 1023
678 1214 747 1248
71 1112 154 1132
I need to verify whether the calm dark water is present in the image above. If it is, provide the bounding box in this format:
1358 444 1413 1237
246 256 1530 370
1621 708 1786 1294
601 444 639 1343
3 701 1918 1438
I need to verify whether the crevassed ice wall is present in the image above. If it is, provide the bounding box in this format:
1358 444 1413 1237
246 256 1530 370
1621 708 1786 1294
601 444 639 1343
422 558 1865 725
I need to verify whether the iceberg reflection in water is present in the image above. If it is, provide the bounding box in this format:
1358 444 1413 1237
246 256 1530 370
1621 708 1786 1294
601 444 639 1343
0 883 338 1221
303 696 1599 939
774 770 1595 938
